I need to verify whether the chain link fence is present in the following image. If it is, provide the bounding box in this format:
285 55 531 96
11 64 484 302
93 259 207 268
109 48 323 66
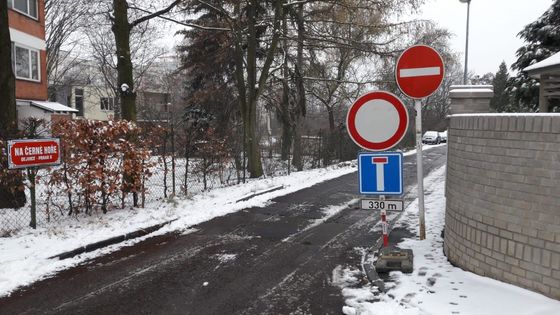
1 122 358 236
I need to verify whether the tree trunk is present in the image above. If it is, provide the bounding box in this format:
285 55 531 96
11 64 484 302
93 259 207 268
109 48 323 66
0 2 26 208
0 3 17 130
292 119 303 171
245 99 263 177
280 121 292 161
112 0 136 121
322 107 336 166
243 0 263 178
327 108 336 132
279 14 292 161
291 3 306 172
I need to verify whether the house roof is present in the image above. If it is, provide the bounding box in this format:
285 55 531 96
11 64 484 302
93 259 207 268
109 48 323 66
18 100 79 113
524 52 560 78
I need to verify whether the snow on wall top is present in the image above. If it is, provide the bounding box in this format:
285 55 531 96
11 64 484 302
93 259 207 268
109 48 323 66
449 113 560 117
524 51 560 73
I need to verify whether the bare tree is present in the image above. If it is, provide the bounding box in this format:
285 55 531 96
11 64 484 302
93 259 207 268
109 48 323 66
86 15 167 118
45 0 92 87
110 0 181 121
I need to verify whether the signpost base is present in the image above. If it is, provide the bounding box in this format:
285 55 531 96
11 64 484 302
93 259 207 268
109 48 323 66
375 247 414 273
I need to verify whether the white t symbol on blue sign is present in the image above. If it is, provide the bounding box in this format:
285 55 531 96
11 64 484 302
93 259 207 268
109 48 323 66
358 152 403 195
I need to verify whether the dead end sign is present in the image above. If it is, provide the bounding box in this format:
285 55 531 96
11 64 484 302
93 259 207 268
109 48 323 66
7 138 61 169
346 91 409 151
396 45 444 99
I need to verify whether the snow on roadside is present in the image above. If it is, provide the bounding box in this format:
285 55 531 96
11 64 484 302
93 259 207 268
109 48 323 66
333 166 560 315
282 199 359 242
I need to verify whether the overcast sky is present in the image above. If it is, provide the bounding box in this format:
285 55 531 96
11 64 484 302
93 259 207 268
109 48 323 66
419 0 554 75
159 0 554 76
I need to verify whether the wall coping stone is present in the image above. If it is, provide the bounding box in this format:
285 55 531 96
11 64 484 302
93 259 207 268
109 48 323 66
449 88 494 99
450 85 493 90
449 113 560 118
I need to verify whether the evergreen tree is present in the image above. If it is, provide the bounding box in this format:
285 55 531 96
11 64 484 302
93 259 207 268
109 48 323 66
491 61 510 112
507 0 560 112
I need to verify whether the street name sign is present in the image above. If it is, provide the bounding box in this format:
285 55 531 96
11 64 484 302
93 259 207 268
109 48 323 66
361 199 403 211
396 45 444 99
346 91 409 151
358 152 403 195
7 138 61 169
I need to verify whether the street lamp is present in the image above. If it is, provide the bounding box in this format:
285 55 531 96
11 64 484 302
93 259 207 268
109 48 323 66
460 0 471 85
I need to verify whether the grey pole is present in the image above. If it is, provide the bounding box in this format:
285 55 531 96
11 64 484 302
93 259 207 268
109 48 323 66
415 99 425 240
461 0 471 84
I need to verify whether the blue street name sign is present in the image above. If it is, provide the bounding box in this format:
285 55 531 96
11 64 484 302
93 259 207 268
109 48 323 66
358 152 403 195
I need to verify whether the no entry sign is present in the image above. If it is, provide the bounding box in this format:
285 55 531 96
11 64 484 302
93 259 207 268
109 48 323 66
7 138 61 169
396 45 444 99
346 91 409 151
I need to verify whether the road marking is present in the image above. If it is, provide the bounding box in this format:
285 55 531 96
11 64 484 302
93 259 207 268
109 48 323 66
399 66 441 78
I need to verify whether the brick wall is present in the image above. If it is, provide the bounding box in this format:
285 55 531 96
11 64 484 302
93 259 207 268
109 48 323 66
445 114 560 300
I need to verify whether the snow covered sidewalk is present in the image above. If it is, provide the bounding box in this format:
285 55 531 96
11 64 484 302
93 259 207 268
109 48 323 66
333 166 560 315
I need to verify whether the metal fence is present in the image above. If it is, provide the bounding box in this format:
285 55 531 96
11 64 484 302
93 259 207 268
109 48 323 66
0 127 357 236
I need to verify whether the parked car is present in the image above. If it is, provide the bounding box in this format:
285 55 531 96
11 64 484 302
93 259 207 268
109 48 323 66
439 130 448 143
422 131 441 144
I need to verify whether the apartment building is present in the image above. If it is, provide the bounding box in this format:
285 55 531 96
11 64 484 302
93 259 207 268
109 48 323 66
7 0 76 126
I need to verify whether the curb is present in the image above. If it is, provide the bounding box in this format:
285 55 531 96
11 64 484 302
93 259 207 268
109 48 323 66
235 185 284 203
50 185 287 261
50 219 177 260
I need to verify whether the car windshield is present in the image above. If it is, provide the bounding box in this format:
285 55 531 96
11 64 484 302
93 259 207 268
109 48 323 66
424 131 438 137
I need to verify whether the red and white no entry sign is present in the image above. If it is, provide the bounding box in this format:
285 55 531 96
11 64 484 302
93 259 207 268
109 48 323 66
346 91 409 151
396 45 444 99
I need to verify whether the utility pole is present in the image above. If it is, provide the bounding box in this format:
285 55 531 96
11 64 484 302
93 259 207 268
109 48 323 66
460 0 471 85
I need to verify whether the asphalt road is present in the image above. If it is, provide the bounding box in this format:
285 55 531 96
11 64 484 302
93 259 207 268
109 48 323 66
0 145 447 315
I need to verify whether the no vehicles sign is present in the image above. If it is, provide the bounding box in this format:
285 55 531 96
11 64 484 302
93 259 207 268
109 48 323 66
346 91 409 151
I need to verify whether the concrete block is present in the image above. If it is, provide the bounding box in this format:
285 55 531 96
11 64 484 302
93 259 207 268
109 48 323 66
508 117 517 130
534 117 543 132
524 116 534 132
502 271 518 283
511 266 526 277
532 248 542 264
526 270 543 282
551 253 560 269
515 243 524 260
534 281 551 295
523 246 532 262
543 116 553 133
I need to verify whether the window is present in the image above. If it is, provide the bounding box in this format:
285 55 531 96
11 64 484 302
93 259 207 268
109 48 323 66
11 0 38 19
100 97 115 111
75 88 84 117
12 43 40 81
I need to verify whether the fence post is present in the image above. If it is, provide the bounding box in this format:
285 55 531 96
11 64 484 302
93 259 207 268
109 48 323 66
27 167 37 229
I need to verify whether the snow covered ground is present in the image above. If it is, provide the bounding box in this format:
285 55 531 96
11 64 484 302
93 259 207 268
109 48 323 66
332 166 560 315
0 144 444 298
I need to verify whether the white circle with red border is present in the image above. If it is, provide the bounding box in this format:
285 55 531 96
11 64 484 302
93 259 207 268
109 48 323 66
346 91 409 151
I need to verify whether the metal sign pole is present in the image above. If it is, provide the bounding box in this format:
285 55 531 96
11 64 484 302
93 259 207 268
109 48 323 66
380 195 388 247
415 99 426 240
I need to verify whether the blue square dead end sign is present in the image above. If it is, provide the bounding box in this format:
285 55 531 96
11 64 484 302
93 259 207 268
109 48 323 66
358 152 403 195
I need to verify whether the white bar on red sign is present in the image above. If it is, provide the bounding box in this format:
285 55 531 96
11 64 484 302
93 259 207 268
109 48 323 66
399 66 441 78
